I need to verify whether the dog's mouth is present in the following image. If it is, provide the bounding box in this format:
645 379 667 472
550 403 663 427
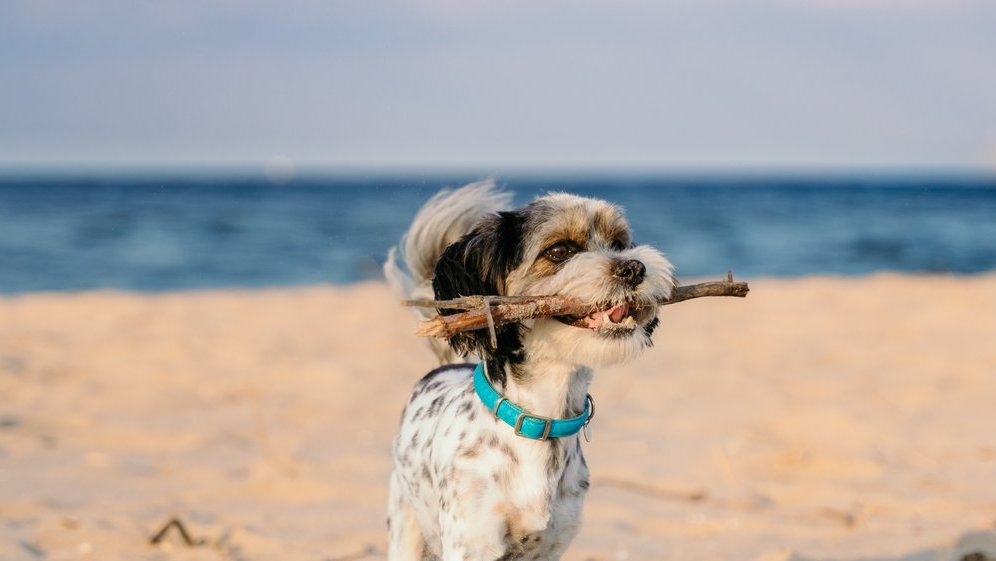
555 302 645 334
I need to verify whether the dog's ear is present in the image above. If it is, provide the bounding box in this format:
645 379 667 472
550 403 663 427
433 210 525 365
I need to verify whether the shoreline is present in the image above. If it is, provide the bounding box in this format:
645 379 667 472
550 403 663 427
3 268 996 298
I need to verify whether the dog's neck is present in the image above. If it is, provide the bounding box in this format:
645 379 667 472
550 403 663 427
494 356 593 420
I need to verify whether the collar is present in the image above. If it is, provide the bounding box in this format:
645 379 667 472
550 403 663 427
473 362 593 440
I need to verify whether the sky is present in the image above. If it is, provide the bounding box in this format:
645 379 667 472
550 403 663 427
1 0 995 172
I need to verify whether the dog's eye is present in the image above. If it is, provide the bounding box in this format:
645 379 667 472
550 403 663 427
544 242 577 263
610 239 626 251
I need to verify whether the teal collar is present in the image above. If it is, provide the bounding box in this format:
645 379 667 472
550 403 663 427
473 362 593 440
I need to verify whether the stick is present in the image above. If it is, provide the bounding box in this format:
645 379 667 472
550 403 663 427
149 517 207 547
403 274 749 339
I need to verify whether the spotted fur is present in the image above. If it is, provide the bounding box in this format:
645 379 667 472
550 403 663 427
385 182 674 561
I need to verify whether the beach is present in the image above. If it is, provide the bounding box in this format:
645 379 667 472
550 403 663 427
2 274 995 561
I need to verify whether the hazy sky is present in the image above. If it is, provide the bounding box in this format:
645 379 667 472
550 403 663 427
2 0 995 171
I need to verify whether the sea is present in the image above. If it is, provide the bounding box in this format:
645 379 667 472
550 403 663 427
1 174 995 293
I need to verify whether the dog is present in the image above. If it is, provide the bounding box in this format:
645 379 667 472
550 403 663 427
384 179 675 561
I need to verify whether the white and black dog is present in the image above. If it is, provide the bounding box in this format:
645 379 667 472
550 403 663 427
384 180 675 561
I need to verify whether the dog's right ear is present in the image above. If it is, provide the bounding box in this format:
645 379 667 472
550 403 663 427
433 211 525 363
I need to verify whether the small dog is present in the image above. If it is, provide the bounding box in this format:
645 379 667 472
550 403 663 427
384 180 675 561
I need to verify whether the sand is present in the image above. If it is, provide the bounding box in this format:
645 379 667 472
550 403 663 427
1 274 995 561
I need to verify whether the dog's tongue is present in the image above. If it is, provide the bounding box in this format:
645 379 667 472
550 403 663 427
580 303 630 329
608 303 628 323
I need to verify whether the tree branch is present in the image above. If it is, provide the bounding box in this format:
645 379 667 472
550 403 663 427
402 273 749 339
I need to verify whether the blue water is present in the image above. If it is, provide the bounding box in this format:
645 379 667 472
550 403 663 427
1 175 994 293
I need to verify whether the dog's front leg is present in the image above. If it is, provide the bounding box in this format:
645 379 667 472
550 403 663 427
437 485 511 561
439 523 509 561
387 471 427 561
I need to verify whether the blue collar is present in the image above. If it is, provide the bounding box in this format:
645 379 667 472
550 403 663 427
473 362 593 440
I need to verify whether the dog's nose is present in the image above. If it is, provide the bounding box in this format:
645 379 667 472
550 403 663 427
612 259 646 287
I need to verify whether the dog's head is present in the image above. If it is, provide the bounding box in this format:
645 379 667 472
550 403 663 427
433 192 674 371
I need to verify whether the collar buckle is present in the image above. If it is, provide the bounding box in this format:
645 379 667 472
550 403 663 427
514 412 553 440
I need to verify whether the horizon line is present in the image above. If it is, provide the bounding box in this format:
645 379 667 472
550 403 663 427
1 161 996 181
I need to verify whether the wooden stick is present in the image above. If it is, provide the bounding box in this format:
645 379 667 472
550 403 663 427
403 274 749 339
148 517 207 547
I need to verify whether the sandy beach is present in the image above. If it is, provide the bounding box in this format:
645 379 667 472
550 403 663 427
2 274 995 561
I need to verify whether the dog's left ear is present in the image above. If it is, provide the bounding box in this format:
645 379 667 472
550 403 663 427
433 210 525 361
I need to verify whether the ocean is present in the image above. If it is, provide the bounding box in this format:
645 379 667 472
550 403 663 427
1 175 994 293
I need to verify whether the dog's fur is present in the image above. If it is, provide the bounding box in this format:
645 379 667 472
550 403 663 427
385 180 675 561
